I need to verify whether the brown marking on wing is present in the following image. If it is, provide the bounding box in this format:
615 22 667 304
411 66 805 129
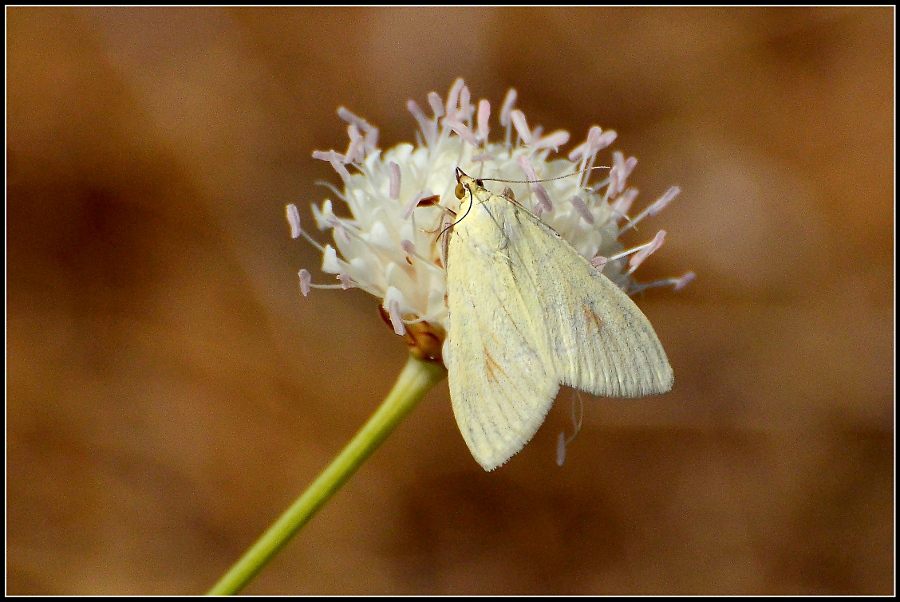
583 301 604 334
483 347 508 383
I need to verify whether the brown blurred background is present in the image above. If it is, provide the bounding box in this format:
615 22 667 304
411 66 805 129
7 7 893 595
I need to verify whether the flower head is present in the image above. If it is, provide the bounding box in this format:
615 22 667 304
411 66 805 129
288 78 692 360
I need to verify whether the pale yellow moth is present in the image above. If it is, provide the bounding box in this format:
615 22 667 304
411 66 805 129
443 168 674 471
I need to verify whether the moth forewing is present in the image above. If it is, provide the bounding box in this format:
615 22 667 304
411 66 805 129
513 216 674 397
444 179 559 471
443 170 672 471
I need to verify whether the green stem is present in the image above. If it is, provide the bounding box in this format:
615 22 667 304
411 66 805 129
207 354 446 595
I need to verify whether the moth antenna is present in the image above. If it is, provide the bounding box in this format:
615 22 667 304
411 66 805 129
440 190 474 238
480 165 610 186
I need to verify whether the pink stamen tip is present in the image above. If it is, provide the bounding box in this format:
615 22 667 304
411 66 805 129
569 141 590 162
337 107 373 133
389 162 401 200
458 85 471 119
625 156 638 172
536 130 570 152
586 126 603 155
571 196 595 224
401 240 415 255
407 99 427 122
629 230 666 269
500 88 518 127
345 124 364 163
611 188 638 219
648 186 681 217
363 128 378 154
428 92 445 118
568 141 588 162
407 100 432 140
534 185 553 213
388 299 406 336
445 118 478 146
476 99 490 142
596 130 617 150
312 150 343 163
313 150 351 184
338 273 354 290
286 204 302 239
517 155 538 181
332 160 351 184
591 256 608 268
445 78 465 116
330 218 351 244
674 271 696 291
298 269 311 297
608 171 621 198
612 151 626 190
515 156 551 211
346 143 363 165
510 110 532 144
628 252 646 270
408 100 436 145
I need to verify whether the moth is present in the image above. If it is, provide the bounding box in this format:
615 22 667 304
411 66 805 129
443 168 673 470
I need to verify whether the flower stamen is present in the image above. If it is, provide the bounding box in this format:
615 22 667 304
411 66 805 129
289 79 693 349
619 186 681 235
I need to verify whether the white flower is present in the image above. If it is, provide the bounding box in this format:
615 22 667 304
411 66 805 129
287 78 693 359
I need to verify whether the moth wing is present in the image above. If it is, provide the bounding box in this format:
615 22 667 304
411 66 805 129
506 204 674 397
444 200 559 471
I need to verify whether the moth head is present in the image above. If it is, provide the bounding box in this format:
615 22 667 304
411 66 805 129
454 167 483 200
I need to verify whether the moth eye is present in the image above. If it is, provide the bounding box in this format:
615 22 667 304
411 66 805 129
455 183 465 199
475 179 484 187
